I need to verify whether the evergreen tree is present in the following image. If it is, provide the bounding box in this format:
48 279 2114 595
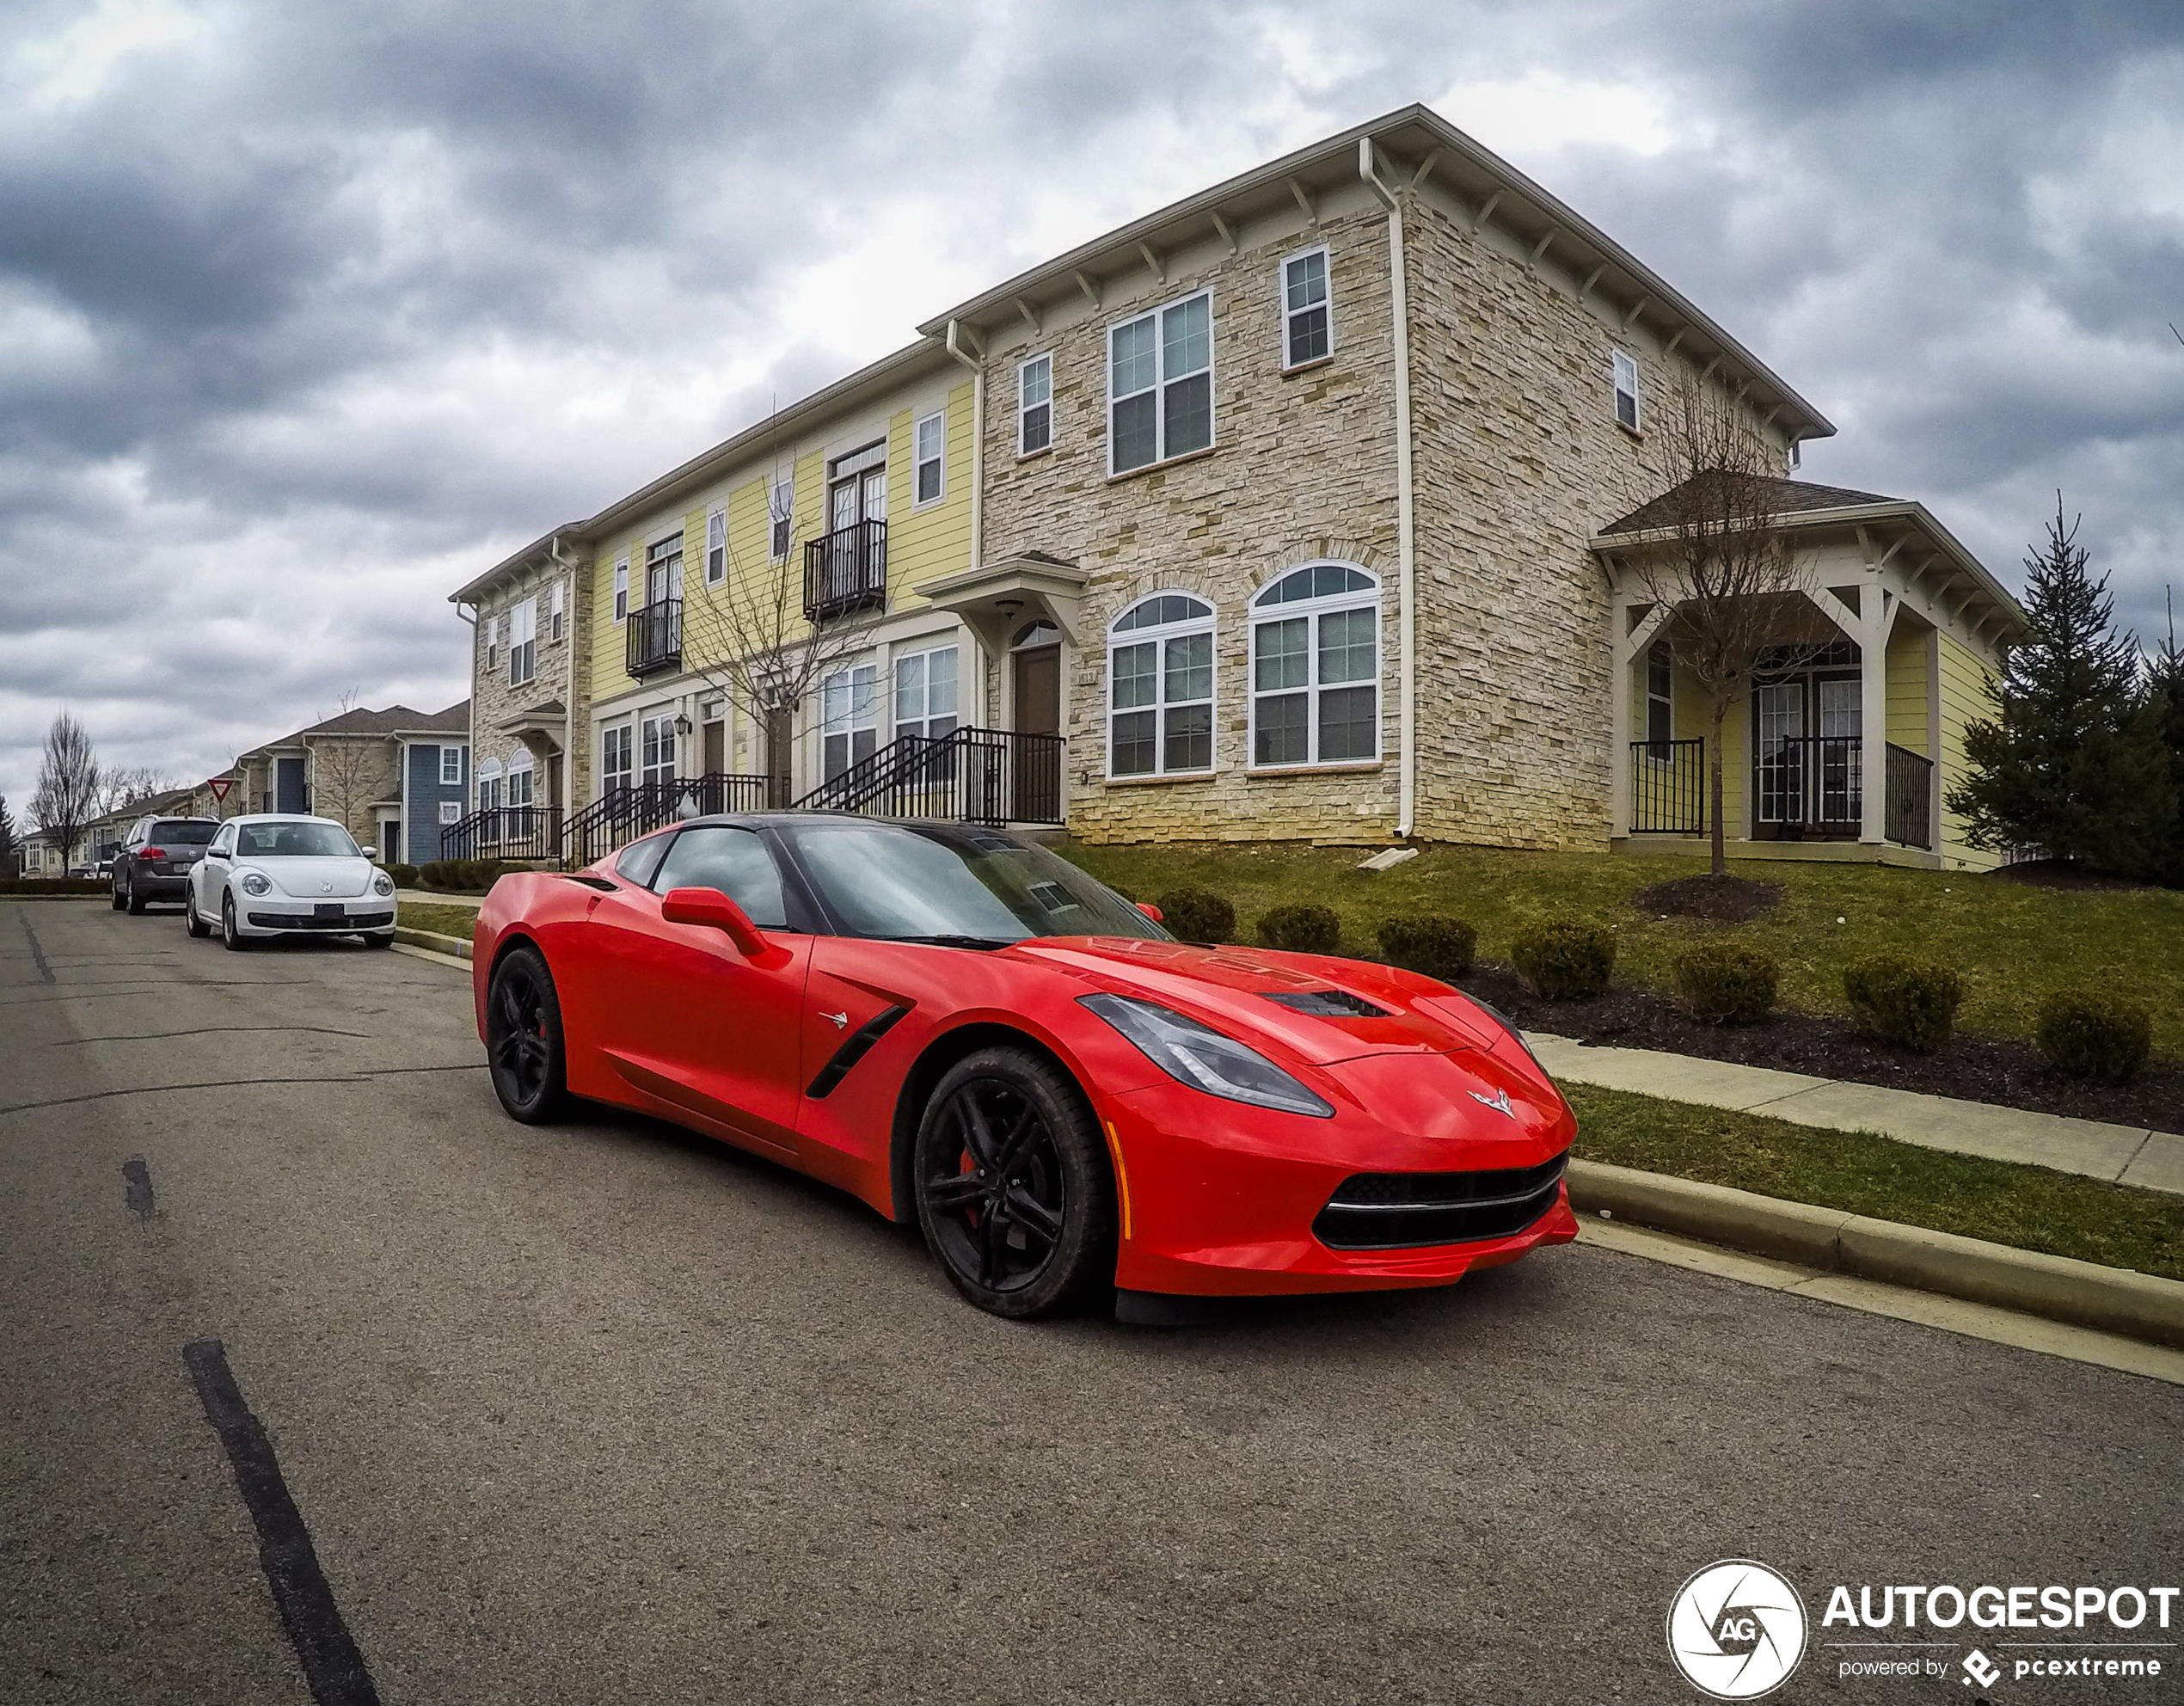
0 795 15 878
2145 588 2184 887
1945 499 2174 874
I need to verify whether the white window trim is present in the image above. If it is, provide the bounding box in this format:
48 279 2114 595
612 558 629 625
438 801 462 825
1017 353 1053 457
601 722 634 795
638 712 677 787
509 596 537 687
1279 244 1334 371
549 579 565 641
1104 592 1218 781
439 745 464 786
704 506 727 585
912 411 946 508
1612 349 1642 433
768 476 794 562
1106 287 1216 478
892 643 960 741
819 661 880 780
1246 565 1383 772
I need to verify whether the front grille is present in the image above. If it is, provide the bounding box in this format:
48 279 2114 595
1313 1151 1568 1250
248 911 395 930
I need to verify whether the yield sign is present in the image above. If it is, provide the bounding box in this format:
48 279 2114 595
207 776 233 802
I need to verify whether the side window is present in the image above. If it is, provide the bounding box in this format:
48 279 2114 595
1612 350 1641 432
648 825 788 928
1282 247 1331 368
1107 592 1215 777
913 411 945 505
1018 353 1052 455
615 833 672 888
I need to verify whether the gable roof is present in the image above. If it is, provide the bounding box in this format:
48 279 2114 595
1600 476 1898 537
237 701 470 760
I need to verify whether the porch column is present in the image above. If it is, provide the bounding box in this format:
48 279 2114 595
1607 598 1669 837
1859 593 1893 844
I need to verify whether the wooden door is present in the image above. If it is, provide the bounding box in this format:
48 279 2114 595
1013 646 1060 734
1010 645 1062 821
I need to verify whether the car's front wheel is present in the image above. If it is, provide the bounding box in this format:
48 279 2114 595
364 929 395 949
486 944 568 1123
913 1046 1116 1319
184 891 211 938
220 893 250 952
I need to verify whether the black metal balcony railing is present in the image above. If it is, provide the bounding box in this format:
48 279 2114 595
558 774 774 869
1758 735 1862 834
439 805 564 863
795 727 1066 826
803 519 886 621
1629 739 1707 833
626 598 682 677
1884 742 1935 850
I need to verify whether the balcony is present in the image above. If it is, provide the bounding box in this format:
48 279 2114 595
804 519 886 622
626 598 681 678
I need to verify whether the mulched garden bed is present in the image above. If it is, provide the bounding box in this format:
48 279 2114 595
1631 874 1783 922
1455 962 2184 1135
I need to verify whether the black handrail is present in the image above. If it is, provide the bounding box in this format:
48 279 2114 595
558 774 772 868
1884 743 1935 850
439 805 564 862
1628 739 1706 833
803 519 886 621
795 726 1065 825
626 598 682 677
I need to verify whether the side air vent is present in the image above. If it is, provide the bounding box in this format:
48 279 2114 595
1264 990 1390 1019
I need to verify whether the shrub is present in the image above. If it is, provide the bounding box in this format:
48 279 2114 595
1844 952 1964 1053
1672 942 1781 1025
419 858 507 893
1509 917 1617 1000
1156 887 1235 945
2036 989 2152 1082
1257 902 1341 954
387 862 420 890
1377 913 1477 982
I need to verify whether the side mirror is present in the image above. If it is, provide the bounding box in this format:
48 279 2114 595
1137 901 1164 923
206 848 229 861
660 886 770 956
359 845 377 860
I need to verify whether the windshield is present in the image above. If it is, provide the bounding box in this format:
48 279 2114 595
781 821 1166 944
235 822 361 858
150 821 218 845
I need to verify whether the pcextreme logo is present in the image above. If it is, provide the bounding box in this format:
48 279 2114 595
1667 1559 1809 1699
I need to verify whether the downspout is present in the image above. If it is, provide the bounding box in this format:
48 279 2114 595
1360 138 1416 839
943 317 987 721
457 599 478 829
549 534 580 818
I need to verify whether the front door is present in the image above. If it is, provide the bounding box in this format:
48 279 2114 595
586 825 810 1154
1011 643 1063 822
1754 681 1804 832
764 705 794 806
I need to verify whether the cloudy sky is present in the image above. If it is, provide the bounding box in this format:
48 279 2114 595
3 0 2181 819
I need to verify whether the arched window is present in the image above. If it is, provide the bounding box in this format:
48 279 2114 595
1248 562 1380 768
506 749 535 809
1107 592 1215 777
476 758 503 813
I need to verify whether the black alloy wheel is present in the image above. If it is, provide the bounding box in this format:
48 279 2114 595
485 944 569 1124
220 893 250 952
912 1046 1115 1319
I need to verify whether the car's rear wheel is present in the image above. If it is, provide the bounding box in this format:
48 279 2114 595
913 1046 1115 1319
220 893 250 952
109 878 126 911
126 877 146 914
486 944 568 1123
184 892 211 938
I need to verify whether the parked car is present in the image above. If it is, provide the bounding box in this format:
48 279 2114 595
111 815 220 913
473 813 1577 1320
185 814 397 949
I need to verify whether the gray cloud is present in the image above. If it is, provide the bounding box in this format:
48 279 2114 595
3 0 2181 815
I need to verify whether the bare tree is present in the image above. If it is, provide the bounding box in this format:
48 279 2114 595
30 711 101 871
306 690 384 843
678 522 880 801
1611 375 1818 876
95 764 180 816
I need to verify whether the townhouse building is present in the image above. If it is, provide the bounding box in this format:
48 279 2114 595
447 104 2024 870
224 703 469 862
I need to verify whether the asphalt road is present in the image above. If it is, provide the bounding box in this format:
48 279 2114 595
3 901 2178 1706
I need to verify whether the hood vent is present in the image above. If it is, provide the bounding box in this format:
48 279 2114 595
1264 990 1390 1019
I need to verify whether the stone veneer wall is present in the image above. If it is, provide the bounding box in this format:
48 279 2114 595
979 207 1403 844
469 554 579 804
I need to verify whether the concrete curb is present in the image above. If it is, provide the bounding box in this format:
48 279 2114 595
393 926 472 961
1567 1158 2184 1350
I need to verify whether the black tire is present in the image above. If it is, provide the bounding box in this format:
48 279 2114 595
221 893 251 952
364 929 396 949
184 892 212 938
485 944 569 1124
126 878 147 915
912 1046 1116 1319
110 878 126 911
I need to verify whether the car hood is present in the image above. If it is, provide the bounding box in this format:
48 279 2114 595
236 856 377 899
1009 936 1539 1073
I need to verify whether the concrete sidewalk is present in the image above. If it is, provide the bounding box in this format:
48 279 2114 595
396 888 484 909
1529 1034 2184 1197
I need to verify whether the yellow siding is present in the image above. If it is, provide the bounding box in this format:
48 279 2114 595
884 384 974 610
1885 620 1930 755
1936 630 2001 870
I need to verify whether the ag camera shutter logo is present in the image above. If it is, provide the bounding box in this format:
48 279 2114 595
1667 1560 1808 1699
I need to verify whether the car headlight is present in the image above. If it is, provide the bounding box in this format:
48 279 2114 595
1080 993 1334 1118
240 871 272 896
373 872 395 896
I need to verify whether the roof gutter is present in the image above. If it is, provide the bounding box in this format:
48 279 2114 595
549 531 582 810
944 318 989 720
1359 137 1417 841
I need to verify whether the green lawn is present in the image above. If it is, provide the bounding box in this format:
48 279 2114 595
1567 1083 2184 1281
397 901 482 942
1058 839 2184 1061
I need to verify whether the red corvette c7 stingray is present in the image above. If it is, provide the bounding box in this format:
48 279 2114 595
473 813 1577 1319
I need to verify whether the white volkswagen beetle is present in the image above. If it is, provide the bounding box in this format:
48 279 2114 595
186 814 399 950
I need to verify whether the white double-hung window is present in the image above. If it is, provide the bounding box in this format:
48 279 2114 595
913 412 945 505
1282 247 1331 368
1018 353 1052 455
769 476 794 561
506 752 534 808
820 663 879 781
612 558 629 623
1249 564 1380 768
602 724 633 794
509 597 537 686
1612 349 1641 432
639 714 676 788
477 761 502 813
1108 291 1212 475
705 506 727 584
439 745 464 786
1107 592 1214 777
549 580 565 641
893 645 958 742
